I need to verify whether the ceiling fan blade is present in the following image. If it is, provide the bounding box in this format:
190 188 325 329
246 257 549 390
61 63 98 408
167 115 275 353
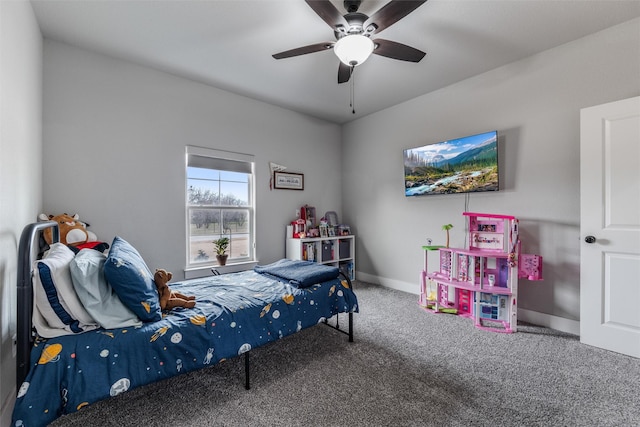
338 62 352 84
305 0 349 30
373 38 426 62
364 0 427 35
273 42 333 60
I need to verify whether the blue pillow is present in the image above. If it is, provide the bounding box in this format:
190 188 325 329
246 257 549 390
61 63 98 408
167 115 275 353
104 236 161 322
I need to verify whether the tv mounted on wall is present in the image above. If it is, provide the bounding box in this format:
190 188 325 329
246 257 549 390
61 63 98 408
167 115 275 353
404 130 499 197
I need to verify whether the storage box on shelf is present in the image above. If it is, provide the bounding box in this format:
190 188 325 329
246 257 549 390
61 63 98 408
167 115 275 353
419 212 543 333
286 234 355 281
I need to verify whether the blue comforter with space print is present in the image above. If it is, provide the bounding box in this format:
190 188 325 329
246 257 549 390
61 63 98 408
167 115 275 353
12 270 358 427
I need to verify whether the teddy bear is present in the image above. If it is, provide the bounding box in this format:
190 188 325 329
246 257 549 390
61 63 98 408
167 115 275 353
39 213 98 245
154 269 196 310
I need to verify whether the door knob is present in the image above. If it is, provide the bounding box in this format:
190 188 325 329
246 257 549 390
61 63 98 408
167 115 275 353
585 235 596 244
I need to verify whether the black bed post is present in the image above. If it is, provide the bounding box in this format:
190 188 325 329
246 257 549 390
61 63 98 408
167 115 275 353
16 221 58 387
349 312 354 342
244 351 250 390
338 271 355 343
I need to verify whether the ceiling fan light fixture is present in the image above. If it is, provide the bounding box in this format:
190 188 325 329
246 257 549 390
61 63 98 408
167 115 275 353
334 34 374 66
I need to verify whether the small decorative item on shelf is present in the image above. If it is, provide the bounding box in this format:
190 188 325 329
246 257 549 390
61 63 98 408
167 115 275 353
338 224 350 235
319 224 329 238
213 237 229 266
307 228 319 238
324 211 339 227
292 218 306 238
300 205 315 227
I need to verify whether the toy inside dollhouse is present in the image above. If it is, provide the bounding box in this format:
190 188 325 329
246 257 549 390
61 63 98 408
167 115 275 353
420 212 543 333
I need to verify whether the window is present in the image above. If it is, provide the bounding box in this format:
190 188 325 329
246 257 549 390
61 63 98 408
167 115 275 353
186 146 255 269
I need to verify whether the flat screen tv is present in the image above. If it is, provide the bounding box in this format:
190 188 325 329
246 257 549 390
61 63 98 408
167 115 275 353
404 130 498 197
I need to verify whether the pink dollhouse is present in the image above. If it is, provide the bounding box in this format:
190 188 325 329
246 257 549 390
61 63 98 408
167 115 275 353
419 212 543 333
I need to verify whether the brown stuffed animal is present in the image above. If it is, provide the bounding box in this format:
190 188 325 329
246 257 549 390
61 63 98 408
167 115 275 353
39 213 97 245
154 269 196 310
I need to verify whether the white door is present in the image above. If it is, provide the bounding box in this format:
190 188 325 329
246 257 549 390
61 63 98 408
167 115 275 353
580 96 640 358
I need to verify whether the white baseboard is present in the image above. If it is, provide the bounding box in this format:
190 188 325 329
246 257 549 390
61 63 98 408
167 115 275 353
355 271 580 336
355 271 418 295
518 308 580 336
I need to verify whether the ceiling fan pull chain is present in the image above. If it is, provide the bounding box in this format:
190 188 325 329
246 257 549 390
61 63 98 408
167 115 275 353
350 65 356 114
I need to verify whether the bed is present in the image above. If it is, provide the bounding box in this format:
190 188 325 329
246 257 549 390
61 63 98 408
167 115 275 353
12 221 358 427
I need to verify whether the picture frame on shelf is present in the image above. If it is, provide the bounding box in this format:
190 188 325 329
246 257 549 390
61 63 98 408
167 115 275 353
338 225 351 236
319 224 329 238
274 171 304 190
328 227 335 237
324 211 339 226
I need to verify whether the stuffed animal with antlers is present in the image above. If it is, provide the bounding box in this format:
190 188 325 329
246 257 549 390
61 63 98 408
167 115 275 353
39 213 97 245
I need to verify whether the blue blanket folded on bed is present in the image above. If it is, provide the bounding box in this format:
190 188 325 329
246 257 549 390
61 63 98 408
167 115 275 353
254 259 339 288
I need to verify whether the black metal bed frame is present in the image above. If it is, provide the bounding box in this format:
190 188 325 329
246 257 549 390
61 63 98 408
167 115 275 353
17 221 58 387
16 221 355 391
243 272 354 390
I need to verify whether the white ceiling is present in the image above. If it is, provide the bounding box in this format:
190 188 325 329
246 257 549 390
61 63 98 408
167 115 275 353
31 0 640 124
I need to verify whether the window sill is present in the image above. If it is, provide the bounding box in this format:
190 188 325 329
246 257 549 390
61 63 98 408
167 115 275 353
184 261 258 280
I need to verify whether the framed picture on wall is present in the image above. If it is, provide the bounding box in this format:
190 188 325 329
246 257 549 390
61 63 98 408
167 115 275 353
274 172 304 190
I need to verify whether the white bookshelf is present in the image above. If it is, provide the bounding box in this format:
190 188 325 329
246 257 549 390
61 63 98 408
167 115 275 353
286 235 355 281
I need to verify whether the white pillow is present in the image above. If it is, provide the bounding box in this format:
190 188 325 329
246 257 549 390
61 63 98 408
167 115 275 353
70 249 142 329
33 243 99 338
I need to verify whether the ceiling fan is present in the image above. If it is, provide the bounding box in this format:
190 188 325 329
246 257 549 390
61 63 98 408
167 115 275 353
273 0 427 84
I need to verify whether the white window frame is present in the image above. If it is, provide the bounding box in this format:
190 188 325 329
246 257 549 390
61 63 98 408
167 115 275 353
184 146 256 278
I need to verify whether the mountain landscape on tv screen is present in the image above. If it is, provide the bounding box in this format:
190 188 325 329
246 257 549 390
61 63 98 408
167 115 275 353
404 136 498 196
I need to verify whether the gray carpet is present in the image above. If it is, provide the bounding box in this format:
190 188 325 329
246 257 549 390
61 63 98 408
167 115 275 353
50 282 640 427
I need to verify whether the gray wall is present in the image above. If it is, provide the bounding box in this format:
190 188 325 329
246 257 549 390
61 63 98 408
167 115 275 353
342 18 640 330
42 40 342 279
0 0 42 423
2 7 638 418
